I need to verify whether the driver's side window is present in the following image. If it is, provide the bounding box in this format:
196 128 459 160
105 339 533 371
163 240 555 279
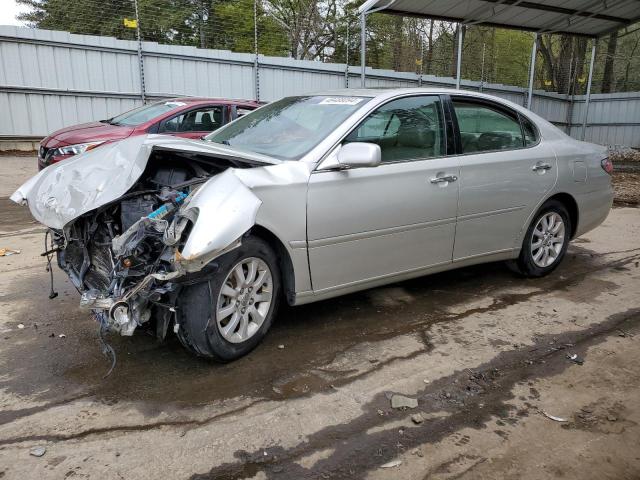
344 95 445 163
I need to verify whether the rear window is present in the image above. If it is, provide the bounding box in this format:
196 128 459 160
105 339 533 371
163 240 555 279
520 114 539 146
109 101 186 126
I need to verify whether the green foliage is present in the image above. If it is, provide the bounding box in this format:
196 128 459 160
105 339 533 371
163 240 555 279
14 0 640 93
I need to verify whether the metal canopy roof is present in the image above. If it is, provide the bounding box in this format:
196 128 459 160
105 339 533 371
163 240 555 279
358 0 640 37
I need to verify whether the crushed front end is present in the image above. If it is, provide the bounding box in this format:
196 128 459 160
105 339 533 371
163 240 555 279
54 185 192 336
15 137 267 339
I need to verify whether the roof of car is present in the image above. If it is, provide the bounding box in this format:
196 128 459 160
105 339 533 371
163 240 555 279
311 87 500 98
161 97 259 105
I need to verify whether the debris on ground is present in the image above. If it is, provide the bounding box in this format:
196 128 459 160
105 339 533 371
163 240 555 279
29 446 46 457
0 248 21 256
566 353 584 365
17 323 24 329
411 413 425 424
391 394 418 409
607 415 618 422
542 411 568 422
380 460 402 468
277 344 285 350
58 334 66 338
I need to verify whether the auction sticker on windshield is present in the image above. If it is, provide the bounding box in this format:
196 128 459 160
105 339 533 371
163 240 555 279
318 97 364 105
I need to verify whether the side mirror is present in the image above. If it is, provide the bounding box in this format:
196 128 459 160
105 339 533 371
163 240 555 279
318 142 381 171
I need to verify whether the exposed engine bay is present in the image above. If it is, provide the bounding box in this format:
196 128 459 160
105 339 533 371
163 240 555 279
47 148 262 338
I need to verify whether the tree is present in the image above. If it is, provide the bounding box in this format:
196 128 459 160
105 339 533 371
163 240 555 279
538 34 589 94
601 31 618 93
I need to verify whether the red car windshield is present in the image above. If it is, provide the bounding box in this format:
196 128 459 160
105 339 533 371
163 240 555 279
108 100 188 126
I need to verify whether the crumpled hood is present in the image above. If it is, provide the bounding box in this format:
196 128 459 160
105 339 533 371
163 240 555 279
10 134 280 230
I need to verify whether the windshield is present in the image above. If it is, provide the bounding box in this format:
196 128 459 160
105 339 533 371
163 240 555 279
205 95 370 160
109 101 187 126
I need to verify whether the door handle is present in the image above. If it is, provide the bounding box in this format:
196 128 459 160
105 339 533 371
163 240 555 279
430 175 458 184
532 163 552 172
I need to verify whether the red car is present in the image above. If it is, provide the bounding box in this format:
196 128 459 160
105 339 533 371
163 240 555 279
38 97 259 169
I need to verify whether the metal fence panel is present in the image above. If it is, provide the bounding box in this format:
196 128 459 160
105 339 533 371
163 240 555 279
0 26 638 148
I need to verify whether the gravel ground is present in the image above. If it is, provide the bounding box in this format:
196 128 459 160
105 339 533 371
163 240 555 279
1 157 639 480
613 171 640 207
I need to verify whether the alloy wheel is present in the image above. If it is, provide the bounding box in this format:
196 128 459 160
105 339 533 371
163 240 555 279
215 257 273 343
531 211 565 268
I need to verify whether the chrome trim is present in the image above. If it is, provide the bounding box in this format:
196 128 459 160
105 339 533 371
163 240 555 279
308 217 457 248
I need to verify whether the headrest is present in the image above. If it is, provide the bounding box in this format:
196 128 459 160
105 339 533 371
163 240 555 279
201 113 214 127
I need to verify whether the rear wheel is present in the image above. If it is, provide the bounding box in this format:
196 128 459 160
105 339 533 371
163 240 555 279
510 200 571 277
176 236 280 361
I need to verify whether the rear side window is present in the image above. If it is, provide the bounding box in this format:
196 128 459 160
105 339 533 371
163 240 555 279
453 101 524 154
345 95 445 163
236 107 254 118
520 114 539 146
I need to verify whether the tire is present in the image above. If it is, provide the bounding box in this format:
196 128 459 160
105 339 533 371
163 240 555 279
510 200 571 278
176 236 281 361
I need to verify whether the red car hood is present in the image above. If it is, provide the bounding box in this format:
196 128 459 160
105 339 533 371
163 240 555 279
45 121 135 147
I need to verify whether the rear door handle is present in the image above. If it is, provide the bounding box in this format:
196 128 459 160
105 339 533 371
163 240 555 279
532 163 552 171
430 175 458 184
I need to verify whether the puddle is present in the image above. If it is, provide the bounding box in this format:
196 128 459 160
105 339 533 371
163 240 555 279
0 243 636 419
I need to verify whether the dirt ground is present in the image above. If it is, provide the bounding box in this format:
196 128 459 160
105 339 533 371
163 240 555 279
1 157 639 480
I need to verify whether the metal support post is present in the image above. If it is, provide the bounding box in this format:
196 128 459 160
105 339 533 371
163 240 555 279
360 13 366 88
526 33 538 109
455 25 463 89
253 0 260 101
133 0 146 103
345 22 350 88
582 40 597 141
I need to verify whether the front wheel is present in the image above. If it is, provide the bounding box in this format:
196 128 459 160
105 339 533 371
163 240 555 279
510 200 571 277
176 236 281 361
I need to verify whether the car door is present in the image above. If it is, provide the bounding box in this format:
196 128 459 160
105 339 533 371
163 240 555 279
449 96 558 260
306 95 460 293
159 105 225 139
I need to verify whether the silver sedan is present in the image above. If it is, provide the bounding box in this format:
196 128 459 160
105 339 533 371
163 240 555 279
12 88 614 361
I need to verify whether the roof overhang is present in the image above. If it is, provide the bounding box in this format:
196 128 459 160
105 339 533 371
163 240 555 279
358 0 640 38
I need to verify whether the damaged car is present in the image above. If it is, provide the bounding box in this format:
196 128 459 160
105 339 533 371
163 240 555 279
12 89 614 361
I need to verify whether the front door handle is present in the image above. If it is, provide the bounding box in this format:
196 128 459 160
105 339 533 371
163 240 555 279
532 163 552 172
430 175 458 184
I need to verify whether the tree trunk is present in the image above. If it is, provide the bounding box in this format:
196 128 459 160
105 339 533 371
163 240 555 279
601 31 618 93
426 19 434 75
392 16 403 71
556 35 573 93
572 37 587 94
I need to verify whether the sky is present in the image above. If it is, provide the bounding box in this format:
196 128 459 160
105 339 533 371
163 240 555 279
0 0 29 26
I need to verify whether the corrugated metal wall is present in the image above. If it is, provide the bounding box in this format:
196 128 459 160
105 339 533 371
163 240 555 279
1 26 638 148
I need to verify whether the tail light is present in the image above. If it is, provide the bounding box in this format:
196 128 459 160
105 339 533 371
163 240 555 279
601 157 613 175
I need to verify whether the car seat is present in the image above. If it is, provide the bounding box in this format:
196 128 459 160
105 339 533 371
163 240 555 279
392 124 435 161
201 112 215 131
